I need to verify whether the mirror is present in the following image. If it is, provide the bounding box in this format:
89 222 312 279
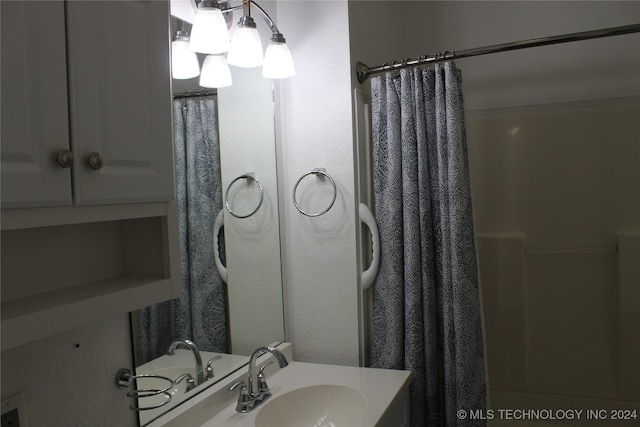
130 5 285 425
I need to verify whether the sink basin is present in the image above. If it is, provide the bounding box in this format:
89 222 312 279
254 384 366 427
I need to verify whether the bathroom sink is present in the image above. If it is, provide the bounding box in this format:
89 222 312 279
254 384 366 427
145 351 411 427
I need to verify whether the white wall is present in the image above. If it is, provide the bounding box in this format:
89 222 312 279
1 315 136 427
276 0 361 366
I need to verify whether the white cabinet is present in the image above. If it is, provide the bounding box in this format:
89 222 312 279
65 1 175 205
0 1 72 207
1 0 175 208
0 0 180 351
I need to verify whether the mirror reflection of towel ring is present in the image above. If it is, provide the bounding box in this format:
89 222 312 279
293 168 337 217
225 174 264 219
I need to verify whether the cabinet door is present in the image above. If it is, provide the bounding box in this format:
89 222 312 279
0 1 72 208
66 0 175 205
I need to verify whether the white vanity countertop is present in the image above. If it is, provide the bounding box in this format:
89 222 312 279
149 343 411 427
200 361 412 427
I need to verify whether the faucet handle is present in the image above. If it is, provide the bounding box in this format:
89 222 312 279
175 373 196 392
229 380 252 413
206 355 223 380
257 361 274 394
229 379 247 392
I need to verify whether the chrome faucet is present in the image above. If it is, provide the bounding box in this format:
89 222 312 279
166 339 205 386
229 346 288 412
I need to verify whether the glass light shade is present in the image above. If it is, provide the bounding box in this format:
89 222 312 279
189 4 230 54
227 26 263 68
262 41 295 79
171 39 200 79
199 54 232 88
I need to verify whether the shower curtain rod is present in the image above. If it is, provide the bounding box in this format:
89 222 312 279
173 89 217 99
356 23 640 83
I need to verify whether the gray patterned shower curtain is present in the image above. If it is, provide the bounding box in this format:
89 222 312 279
136 97 228 364
370 63 486 426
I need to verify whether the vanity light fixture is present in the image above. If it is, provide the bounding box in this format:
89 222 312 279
171 30 200 79
262 32 295 79
189 1 230 54
200 53 233 88
174 0 295 87
226 1 263 67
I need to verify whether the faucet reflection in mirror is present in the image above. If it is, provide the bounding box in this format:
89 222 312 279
171 0 295 87
166 339 205 386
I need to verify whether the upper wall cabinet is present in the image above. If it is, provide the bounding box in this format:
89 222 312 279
1 1 72 207
65 1 174 205
1 0 175 209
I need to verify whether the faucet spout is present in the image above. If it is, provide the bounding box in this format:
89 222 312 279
166 339 205 386
247 346 288 396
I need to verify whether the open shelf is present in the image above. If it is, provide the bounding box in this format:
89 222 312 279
1 202 169 231
1 276 174 350
1 211 180 351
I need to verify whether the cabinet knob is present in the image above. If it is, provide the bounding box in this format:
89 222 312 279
87 152 104 170
56 149 73 168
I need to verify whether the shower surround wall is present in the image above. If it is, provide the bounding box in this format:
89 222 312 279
468 99 640 423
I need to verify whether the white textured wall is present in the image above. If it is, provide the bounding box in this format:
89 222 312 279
276 0 360 365
1 315 136 427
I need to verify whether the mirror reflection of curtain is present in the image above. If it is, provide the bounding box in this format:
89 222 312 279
136 97 228 365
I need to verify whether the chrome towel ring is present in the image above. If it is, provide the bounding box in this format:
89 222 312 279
293 168 337 217
225 173 264 219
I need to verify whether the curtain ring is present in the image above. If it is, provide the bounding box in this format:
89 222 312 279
225 173 264 219
293 168 337 217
